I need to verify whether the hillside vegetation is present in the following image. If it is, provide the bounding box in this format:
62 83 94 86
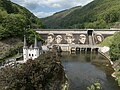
0 0 43 60
42 0 120 29
99 36 113 47
110 32 120 61
0 0 44 40
0 51 67 90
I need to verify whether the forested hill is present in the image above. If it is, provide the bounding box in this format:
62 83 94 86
0 0 44 40
42 0 120 29
0 0 44 60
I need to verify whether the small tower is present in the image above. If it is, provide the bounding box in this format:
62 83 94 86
23 35 28 62
33 36 39 60
23 35 40 61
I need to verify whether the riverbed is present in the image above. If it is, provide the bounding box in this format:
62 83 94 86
61 52 120 90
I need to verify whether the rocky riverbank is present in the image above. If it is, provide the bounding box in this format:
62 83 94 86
99 48 120 86
111 60 120 86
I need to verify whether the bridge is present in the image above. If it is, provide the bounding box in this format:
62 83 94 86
34 29 120 52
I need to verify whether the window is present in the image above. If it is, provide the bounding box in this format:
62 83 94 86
32 54 34 56
29 54 31 56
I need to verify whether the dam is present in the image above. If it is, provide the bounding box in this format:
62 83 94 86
34 29 119 52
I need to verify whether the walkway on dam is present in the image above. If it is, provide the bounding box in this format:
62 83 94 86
34 29 120 35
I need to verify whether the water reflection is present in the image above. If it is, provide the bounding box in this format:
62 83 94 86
61 52 120 90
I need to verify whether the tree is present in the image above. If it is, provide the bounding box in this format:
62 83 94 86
110 32 120 61
0 52 66 90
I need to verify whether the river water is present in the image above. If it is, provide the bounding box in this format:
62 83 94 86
61 52 120 90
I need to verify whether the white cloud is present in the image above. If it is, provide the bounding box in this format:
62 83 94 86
12 0 93 8
34 12 55 18
52 3 62 8
11 0 93 18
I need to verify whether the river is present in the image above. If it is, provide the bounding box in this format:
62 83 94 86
61 52 120 90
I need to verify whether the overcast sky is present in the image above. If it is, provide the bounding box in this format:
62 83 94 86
11 0 93 18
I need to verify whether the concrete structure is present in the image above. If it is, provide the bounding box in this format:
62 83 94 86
34 29 120 52
34 29 120 44
23 35 40 62
35 29 120 35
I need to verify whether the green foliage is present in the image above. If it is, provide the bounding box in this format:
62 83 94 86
117 77 120 86
0 0 44 61
87 85 95 90
43 0 120 29
0 0 44 40
0 0 16 13
25 29 43 44
109 32 120 61
112 61 120 86
0 52 66 90
87 81 102 90
99 36 113 47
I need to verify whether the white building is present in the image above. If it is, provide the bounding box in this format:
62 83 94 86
23 35 40 62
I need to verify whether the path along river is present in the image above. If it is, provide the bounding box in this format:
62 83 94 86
61 52 120 90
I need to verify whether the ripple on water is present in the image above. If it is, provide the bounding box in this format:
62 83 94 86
61 53 120 90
